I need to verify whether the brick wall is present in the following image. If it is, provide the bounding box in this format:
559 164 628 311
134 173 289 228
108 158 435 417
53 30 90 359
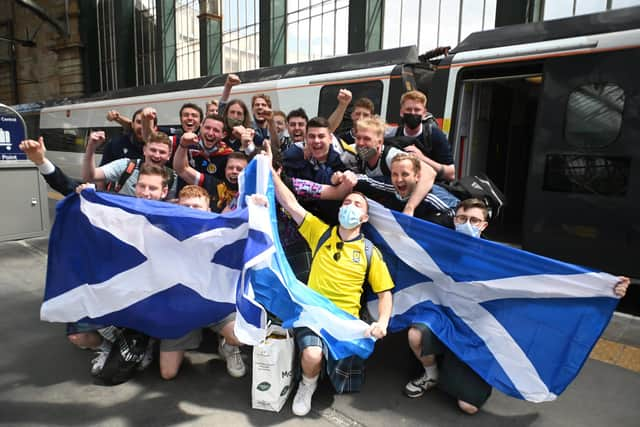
0 0 84 105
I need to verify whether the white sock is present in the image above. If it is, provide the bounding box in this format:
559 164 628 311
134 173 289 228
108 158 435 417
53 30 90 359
302 373 319 385
424 364 438 380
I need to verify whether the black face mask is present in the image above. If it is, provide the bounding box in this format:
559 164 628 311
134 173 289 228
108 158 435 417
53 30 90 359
402 113 423 129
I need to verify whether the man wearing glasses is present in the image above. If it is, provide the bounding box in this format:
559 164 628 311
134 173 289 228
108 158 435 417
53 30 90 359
404 198 630 414
271 167 394 417
404 198 492 415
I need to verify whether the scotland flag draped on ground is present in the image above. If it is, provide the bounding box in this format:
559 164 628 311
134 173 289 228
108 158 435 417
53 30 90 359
363 201 620 402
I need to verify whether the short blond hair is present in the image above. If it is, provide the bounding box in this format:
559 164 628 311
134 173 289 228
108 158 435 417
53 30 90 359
355 115 385 138
400 90 427 108
179 185 211 205
391 153 421 174
146 131 171 150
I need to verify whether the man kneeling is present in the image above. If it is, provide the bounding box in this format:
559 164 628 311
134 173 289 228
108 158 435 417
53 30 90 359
271 164 394 416
158 185 246 380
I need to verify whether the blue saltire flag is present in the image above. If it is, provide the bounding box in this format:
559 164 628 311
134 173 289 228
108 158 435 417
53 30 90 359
362 200 621 402
41 187 274 339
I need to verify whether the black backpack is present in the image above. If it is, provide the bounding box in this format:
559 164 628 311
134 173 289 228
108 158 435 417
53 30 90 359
390 117 438 155
440 173 507 220
96 328 150 385
370 118 439 177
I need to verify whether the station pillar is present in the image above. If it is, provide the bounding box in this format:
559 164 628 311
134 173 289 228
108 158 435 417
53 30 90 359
199 0 222 77
348 0 384 54
157 0 177 83
259 0 286 67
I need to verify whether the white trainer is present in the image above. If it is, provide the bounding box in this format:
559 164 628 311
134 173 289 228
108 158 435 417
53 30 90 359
292 379 318 416
218 338 246 378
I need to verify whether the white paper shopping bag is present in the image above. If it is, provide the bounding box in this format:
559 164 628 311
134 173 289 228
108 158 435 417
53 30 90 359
251 325 295 412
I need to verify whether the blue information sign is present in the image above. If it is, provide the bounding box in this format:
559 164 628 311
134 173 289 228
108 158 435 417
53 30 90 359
0 110 27 161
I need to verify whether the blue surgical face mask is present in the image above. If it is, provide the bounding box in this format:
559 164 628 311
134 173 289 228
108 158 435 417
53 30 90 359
338 204 363 229
455 221 482 238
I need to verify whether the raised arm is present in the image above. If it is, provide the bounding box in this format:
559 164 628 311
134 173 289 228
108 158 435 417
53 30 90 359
106 110 132 131
271 168 307 226
327 88 352 133
172 132 200 184
403 159 436 217
141 107 157 143
262 106 278 143
220 74 241 103
404 145 455 182
20 137 79 196
82 131 107 182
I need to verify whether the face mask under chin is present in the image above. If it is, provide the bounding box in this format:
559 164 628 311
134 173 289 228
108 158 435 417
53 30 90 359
356 146 377 161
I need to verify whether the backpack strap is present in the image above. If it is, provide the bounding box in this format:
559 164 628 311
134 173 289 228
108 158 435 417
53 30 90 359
362 237 373 282
314 225 374 283
314 226 334 256
379 145 392 177
113 159 141 193
421 119 435 155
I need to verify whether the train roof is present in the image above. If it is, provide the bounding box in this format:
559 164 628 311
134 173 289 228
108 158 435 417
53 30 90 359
451 6 640 54
18 46 418 111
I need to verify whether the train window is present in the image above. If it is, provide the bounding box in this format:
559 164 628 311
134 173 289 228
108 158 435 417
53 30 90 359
39 127 125 154
565 83 625 148
40 128 86 153
543 154 629 196
317 80 383 134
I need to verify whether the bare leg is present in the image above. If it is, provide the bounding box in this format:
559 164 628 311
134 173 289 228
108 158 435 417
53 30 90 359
159 350 185 380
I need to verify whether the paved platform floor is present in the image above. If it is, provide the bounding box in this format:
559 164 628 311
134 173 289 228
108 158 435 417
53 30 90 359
1 236 638 427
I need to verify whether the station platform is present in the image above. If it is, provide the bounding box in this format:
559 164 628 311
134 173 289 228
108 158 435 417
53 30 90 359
0 235 638 427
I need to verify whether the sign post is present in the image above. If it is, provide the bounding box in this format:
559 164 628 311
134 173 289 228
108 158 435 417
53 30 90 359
0 103 50 241
0 103 27 161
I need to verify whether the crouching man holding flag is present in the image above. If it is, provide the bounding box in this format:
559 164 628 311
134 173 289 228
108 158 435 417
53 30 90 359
270 162 394 417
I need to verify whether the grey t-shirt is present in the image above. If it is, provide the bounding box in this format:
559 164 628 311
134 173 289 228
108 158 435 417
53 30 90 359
101 158 177 199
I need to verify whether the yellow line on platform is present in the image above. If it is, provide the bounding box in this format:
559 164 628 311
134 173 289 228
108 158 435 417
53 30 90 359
590 338 640 373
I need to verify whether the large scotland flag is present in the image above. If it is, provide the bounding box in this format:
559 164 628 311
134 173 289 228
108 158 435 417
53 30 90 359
41 188 274 339
363 201 621 403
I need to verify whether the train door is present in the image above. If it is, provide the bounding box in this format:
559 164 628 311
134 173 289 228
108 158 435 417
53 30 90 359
522 49 640 279
451 65 543 244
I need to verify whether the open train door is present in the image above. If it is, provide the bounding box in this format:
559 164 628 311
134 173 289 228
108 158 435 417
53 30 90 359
522 47 640 279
